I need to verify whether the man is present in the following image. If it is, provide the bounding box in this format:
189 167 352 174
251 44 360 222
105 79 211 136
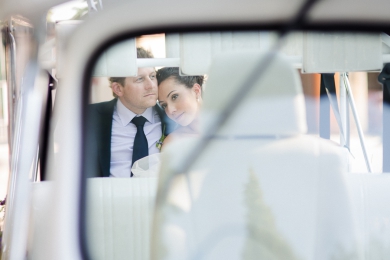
86 47 172 177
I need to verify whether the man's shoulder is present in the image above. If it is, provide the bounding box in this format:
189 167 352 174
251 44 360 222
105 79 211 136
89 98 117 114
87 99 117 134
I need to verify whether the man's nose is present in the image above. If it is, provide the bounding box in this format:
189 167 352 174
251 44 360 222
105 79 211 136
144 77 155 90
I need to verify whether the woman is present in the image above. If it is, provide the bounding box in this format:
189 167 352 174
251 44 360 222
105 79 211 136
156 67 204 147
131 67 204 176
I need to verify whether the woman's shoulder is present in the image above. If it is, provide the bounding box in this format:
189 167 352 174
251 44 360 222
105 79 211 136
161 127 198 149
169 126 198 138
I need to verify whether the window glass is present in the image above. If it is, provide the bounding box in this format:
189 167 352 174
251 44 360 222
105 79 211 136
84 31 388 260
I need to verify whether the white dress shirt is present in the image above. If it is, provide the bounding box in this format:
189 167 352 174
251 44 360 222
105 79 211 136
110 99 161 177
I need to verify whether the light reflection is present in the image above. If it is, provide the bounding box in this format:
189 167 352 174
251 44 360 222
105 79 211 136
47 0 88 22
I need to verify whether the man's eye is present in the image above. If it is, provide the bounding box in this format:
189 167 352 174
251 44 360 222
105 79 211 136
136 77 143 82
172 94 178 100
150 74 156 79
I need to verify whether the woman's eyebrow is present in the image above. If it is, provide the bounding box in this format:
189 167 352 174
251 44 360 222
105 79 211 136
167 90 176 98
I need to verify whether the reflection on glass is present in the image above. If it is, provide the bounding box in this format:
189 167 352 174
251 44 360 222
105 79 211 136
84 31 388 260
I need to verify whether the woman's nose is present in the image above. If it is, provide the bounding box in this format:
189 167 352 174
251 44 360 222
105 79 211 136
167 105 176 116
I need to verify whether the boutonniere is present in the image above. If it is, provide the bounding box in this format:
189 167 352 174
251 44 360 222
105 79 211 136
156 124 166 150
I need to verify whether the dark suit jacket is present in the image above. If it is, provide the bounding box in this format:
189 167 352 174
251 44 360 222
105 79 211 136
85 98 174 177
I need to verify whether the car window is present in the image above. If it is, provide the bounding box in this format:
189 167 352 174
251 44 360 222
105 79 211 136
83 30 388 260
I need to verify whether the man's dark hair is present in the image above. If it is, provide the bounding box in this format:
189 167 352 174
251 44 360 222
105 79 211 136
156 67 204 92
108 47 154 97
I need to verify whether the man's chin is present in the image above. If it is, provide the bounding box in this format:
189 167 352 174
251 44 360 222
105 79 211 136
145 100 157 108
144 100 158 108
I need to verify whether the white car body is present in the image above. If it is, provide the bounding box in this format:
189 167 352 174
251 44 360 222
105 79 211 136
1 0 390 259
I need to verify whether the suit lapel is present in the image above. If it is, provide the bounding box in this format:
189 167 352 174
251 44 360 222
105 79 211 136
154 104 165 134
154 104 176 135
97 98 117 177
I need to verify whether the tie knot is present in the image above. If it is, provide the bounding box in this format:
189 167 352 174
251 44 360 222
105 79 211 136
131 116 147 127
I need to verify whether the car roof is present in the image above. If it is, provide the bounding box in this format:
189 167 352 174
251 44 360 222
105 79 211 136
2 0 390 27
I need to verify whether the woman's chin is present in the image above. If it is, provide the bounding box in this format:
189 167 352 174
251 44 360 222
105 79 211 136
175 117 192 127
177 121 189 127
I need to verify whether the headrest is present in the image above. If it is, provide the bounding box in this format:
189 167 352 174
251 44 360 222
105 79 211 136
93 39 137 77
201 51 307 136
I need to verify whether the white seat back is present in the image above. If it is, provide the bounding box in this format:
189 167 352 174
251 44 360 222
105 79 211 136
92 39 137 77
346 173 390 259
152 51 355 260
86 178 157 260
202 51 306 136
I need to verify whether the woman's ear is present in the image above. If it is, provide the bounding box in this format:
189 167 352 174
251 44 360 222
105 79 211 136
112 82 123 97
192 83 202 97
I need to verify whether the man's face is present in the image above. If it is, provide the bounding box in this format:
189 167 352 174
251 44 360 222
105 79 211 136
117 67 158 114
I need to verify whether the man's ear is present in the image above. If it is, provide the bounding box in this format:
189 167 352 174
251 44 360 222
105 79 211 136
112 82 123 97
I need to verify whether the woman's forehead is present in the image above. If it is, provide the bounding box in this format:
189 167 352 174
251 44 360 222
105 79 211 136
159 82 175 97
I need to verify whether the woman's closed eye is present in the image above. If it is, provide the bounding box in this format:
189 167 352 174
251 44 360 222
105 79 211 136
160 103 167 109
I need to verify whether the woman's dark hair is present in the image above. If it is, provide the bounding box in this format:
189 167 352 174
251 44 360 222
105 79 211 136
156 67 204 91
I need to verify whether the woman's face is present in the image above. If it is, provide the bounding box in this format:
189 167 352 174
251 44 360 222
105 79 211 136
158 77 201 126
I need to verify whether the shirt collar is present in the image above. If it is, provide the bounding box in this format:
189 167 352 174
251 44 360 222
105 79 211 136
116 99 155 126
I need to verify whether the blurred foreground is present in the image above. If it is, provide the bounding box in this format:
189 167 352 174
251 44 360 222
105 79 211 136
0 142 9 229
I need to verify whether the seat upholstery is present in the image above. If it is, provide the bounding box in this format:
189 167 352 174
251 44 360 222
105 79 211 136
152 51 356 260
85 178 157 260
346 173 390 259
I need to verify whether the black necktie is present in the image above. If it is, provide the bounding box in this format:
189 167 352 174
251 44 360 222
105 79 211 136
131 116 148 176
